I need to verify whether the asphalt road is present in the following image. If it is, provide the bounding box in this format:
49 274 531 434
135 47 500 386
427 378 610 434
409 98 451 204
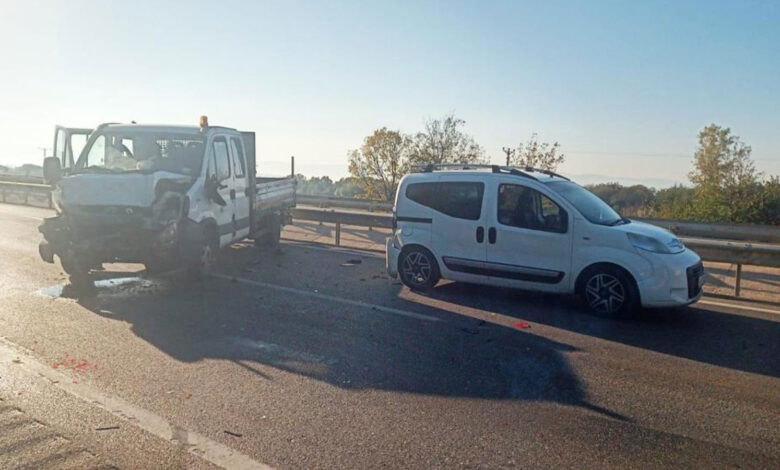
0 202 778 469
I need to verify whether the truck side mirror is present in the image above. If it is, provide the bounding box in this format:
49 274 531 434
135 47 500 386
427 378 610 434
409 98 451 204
43 157 62 185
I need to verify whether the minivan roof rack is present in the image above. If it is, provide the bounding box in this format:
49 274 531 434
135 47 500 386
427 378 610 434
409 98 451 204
417 163 538 180
521 166 570 181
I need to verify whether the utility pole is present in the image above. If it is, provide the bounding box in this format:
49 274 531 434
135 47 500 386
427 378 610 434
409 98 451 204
502 147 515 166
38 147 51 158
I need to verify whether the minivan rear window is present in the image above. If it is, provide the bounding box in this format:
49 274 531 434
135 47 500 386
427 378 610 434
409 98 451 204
405 182 484 220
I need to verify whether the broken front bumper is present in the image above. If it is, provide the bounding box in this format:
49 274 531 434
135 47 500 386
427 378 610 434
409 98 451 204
38 211 180 266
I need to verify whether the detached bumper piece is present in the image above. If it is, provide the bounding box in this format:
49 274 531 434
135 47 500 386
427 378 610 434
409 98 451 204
686 262 704 299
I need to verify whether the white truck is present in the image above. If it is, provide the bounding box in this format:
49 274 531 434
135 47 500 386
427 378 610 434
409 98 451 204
39 118 295 288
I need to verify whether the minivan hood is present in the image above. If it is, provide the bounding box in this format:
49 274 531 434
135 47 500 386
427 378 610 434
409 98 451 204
57 172 190 207
614 220 680 244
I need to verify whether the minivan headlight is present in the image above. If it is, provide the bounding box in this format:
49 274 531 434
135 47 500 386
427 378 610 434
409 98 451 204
627 232 683 254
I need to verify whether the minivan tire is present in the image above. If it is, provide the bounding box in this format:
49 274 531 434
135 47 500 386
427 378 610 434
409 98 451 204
398 246 440 291
579 265 639 317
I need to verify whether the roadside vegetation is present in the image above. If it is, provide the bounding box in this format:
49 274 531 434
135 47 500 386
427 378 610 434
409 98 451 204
336 118 778 225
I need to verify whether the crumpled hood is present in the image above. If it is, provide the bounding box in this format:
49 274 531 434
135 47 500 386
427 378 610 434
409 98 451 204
57 172 191 208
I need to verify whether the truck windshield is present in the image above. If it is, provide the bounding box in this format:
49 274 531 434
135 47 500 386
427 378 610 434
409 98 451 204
75 130 205 176
546 180 624 226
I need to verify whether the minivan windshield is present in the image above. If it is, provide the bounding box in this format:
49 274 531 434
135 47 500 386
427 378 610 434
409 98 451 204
546 180 625 226
74 130 205 176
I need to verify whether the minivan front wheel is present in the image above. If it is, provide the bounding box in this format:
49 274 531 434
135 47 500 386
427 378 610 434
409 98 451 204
580 266 639 317
399 247 440 291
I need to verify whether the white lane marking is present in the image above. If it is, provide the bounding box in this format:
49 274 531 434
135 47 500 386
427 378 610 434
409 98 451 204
0 337 272 470
697 299 780 316
234 337 337 365
213 274 442 323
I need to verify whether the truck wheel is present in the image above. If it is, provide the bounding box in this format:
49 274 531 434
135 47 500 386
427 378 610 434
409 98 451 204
255 215 281 249
579 265 639 317
187 227 218 279
398 246 440 291
60 251 94 293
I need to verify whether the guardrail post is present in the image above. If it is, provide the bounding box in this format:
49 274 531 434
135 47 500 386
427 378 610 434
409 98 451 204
734 264 742 297
48 191 53 209
335 222 341 246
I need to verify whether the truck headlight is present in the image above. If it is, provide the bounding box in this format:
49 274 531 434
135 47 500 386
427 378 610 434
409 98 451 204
627 232 683 254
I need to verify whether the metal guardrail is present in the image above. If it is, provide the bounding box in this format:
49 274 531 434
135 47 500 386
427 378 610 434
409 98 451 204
296 195 780 244
296 195 393 212
2 178 778 297
0 180 53 208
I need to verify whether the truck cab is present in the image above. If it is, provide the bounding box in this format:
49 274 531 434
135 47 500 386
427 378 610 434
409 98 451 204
39 118 295 288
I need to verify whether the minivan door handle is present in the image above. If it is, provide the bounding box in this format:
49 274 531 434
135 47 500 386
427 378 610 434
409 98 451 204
488 227 497 244
476 226 484 243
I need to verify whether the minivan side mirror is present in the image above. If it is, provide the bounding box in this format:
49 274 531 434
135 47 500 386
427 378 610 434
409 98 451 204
43 157 62 185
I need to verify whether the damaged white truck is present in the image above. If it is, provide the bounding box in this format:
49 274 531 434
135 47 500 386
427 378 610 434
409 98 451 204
38 118 296 288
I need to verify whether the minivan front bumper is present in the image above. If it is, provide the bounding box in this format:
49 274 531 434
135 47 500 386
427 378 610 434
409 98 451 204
385 237 400 279
637 248 705 307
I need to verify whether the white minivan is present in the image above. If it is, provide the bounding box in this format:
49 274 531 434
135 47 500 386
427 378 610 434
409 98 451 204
385 165 704 316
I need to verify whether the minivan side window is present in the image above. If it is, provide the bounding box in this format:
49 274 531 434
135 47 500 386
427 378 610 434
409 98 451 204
405 182 484 220
405 183 436 208
498 184 568 233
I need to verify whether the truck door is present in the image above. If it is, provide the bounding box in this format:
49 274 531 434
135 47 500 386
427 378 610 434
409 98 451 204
53 126 91 170
429 175 489 284
228 136 251 240
208 135 237 247
484 178 573 292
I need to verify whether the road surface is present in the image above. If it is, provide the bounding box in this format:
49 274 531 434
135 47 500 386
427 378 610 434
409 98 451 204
0 203 778 469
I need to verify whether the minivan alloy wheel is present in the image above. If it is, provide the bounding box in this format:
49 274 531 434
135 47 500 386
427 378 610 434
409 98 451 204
402 251 432 285
585 273 626 314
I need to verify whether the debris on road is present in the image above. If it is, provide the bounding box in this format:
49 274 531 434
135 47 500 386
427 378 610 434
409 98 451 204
341 259 362 266
95 426 120 431
224 430 243 437
513 322 531 329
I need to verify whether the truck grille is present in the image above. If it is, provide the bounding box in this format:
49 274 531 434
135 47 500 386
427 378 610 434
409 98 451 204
686 262 704 298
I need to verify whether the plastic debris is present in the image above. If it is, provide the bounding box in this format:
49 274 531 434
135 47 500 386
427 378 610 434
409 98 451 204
513 322 531 329
95 426 120 431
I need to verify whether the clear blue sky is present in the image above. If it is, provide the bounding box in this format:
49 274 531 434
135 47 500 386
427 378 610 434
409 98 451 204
1 0 778 186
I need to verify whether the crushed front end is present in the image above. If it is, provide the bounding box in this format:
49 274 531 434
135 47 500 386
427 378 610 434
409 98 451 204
39 183 189 279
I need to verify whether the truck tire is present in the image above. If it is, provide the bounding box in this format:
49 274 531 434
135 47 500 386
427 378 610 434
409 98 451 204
60 250 94 292
255 215 281 249
186 226 219 280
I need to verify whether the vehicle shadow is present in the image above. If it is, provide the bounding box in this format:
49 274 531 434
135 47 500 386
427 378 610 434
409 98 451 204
422 282 780 378
70 270 627 421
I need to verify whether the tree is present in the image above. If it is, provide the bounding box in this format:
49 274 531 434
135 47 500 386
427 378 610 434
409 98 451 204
510 134 565 171
587 183 655 217
407 114 486 168
689 124 759 189
687 124 763 222
348 127 409 201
